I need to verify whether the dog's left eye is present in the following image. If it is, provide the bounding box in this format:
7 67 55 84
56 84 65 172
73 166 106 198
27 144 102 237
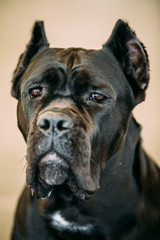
89 93 107 103
29 88 42 99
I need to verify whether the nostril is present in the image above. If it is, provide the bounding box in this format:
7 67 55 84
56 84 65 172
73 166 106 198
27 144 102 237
38 119 50 131
57 120 70 131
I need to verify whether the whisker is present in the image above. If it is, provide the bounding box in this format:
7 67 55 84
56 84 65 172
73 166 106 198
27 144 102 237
22 162 27 174
17 155 27 174
90 158 98 168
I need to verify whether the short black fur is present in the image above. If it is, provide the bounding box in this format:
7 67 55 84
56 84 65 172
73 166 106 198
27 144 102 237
11 20 160 240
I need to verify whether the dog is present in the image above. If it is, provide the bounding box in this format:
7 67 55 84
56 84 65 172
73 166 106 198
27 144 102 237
11 20 160 240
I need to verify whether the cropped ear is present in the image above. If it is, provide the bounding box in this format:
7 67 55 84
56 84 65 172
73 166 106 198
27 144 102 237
11 21 49 99
103 20 149 103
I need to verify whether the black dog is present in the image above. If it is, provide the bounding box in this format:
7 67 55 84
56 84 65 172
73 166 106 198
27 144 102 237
11 20 160 240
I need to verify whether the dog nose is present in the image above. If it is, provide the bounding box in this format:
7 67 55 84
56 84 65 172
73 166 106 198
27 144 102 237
37 112 73 135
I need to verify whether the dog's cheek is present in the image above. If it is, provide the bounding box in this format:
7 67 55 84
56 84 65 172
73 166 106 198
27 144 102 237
17 100 29 141
71 138 101 194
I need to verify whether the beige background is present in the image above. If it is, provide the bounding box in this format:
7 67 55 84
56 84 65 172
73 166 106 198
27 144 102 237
0 0 160 239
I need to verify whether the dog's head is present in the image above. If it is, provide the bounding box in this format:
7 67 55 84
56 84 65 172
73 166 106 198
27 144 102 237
11 20 149 200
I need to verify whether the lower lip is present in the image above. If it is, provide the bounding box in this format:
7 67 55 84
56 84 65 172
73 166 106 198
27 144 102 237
40 152 64 164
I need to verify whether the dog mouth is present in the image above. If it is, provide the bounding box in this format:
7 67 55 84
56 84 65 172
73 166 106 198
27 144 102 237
28 152 69 199
27 152 95 200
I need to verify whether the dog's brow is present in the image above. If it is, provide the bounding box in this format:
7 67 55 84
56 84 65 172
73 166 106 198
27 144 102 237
70 66 90 81
25 67 67 87
24 77 43 88
43 67 66 76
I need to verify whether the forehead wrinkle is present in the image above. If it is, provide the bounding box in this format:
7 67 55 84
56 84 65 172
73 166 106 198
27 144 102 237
67 51 81 75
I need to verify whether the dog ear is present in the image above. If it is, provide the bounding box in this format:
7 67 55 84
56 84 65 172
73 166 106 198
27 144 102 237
11 21 49 99
104 20 149 103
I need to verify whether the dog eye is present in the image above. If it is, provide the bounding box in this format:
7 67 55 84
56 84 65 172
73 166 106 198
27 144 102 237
29 88 42 99
89 93 107 103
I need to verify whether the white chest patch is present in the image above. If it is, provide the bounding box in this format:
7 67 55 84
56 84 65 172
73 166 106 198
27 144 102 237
51 210 93 233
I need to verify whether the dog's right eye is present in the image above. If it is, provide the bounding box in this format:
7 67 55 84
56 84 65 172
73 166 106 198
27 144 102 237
29 88 42 99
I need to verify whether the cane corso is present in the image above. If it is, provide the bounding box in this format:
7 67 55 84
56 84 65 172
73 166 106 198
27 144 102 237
11 20 160 240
